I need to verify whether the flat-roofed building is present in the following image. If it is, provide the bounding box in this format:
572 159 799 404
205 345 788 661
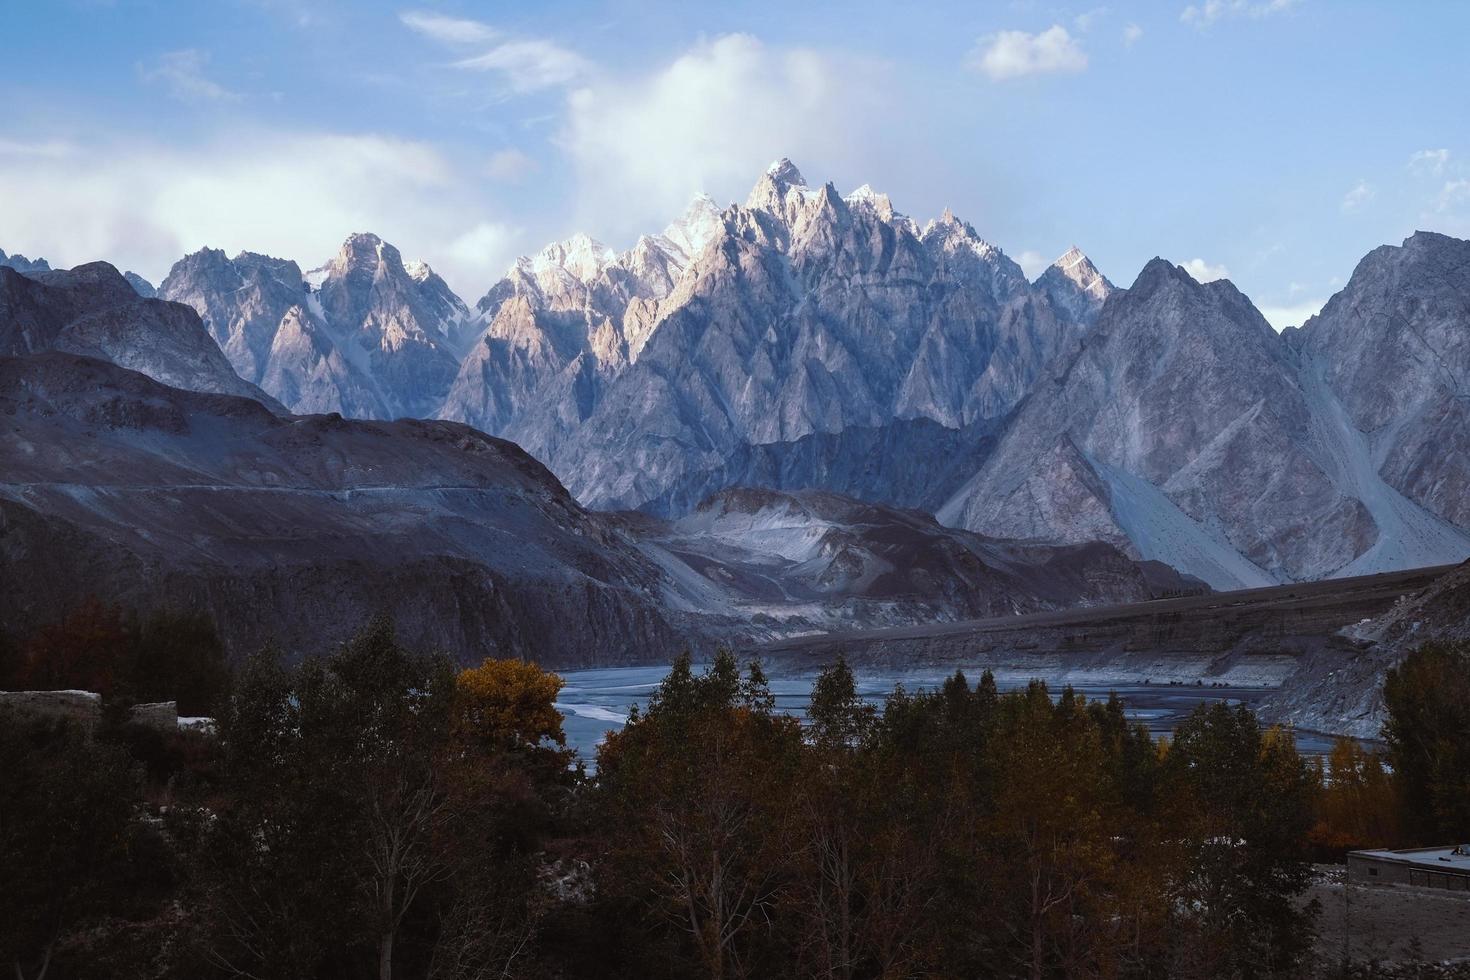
1348 846 1470 893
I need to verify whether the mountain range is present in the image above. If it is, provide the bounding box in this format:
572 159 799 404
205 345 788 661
5 159 1470 598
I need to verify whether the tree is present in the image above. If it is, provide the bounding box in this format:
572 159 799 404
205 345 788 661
1162 704 1318 977
197 622 570 979
132 609 231 716
0 711 140 980
1383 640 1470 843
596 652 802 979
1310 738 1398 854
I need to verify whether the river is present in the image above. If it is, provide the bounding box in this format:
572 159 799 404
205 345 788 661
553 663 1347 763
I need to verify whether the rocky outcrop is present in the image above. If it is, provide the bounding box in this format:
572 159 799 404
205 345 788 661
0 262 282 409
1264 559 1470 738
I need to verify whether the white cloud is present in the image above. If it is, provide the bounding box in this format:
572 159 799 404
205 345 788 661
967 26 1088 81
1437 179 1470 212
139 49 241 104
560 33 889 241
445 221 522 280
0 129 516 300
399 10 498 45
401 13 589 95
1181 0 1299 27
1259 297 1326 331
1074 8 1108 32
1122 23 1144 46
1340 179 1374 213
453 39 591 93
1181 257 1230 282
1016 250 1048 279
485 148 538 183
1408 148 1451 178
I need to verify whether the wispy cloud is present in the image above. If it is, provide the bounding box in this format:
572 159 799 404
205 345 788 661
967 26 1087 81
1181 0 1300 28
1122 23 1144 46
139 49 241 104
1408 148 1451 178
1073 7 1108 32
453 39 591 92
400 11 590 94
1181 257 1229 282
399 10 498 45
1340 179 1373 212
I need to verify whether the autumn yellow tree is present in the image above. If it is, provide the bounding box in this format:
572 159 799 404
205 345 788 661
452 657 569 757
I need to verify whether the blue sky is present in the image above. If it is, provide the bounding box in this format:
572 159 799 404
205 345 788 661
3 0 1467 325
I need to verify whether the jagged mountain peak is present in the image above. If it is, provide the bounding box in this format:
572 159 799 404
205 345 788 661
660 192 724 261
844 183 897 219
524 233 617 283
1036 246 1115 328
765 157 807 187
330 232 406 276
1132 256 1196 291
0 249 52 275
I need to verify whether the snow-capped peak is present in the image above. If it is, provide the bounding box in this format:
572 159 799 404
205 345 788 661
661 192 724 261
844 183 897 219
765 157 807 187
525 233 616 283
404 259 434 283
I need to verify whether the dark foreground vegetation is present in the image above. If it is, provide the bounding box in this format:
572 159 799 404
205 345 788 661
2 604 1469 979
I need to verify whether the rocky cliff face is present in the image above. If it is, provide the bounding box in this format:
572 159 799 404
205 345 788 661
158 234 468 418
123 272 156 298
1298 231 1470 530
938 256 1470 588
0 262 281 408
1264 560 1470 738
460 160 1099 512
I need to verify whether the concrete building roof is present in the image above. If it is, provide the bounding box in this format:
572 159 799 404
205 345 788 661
1351 847 1470 871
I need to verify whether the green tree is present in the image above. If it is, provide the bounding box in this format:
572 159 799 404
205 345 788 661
1383 640 1470 843
1162 703 1318 978
597 651 803 979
